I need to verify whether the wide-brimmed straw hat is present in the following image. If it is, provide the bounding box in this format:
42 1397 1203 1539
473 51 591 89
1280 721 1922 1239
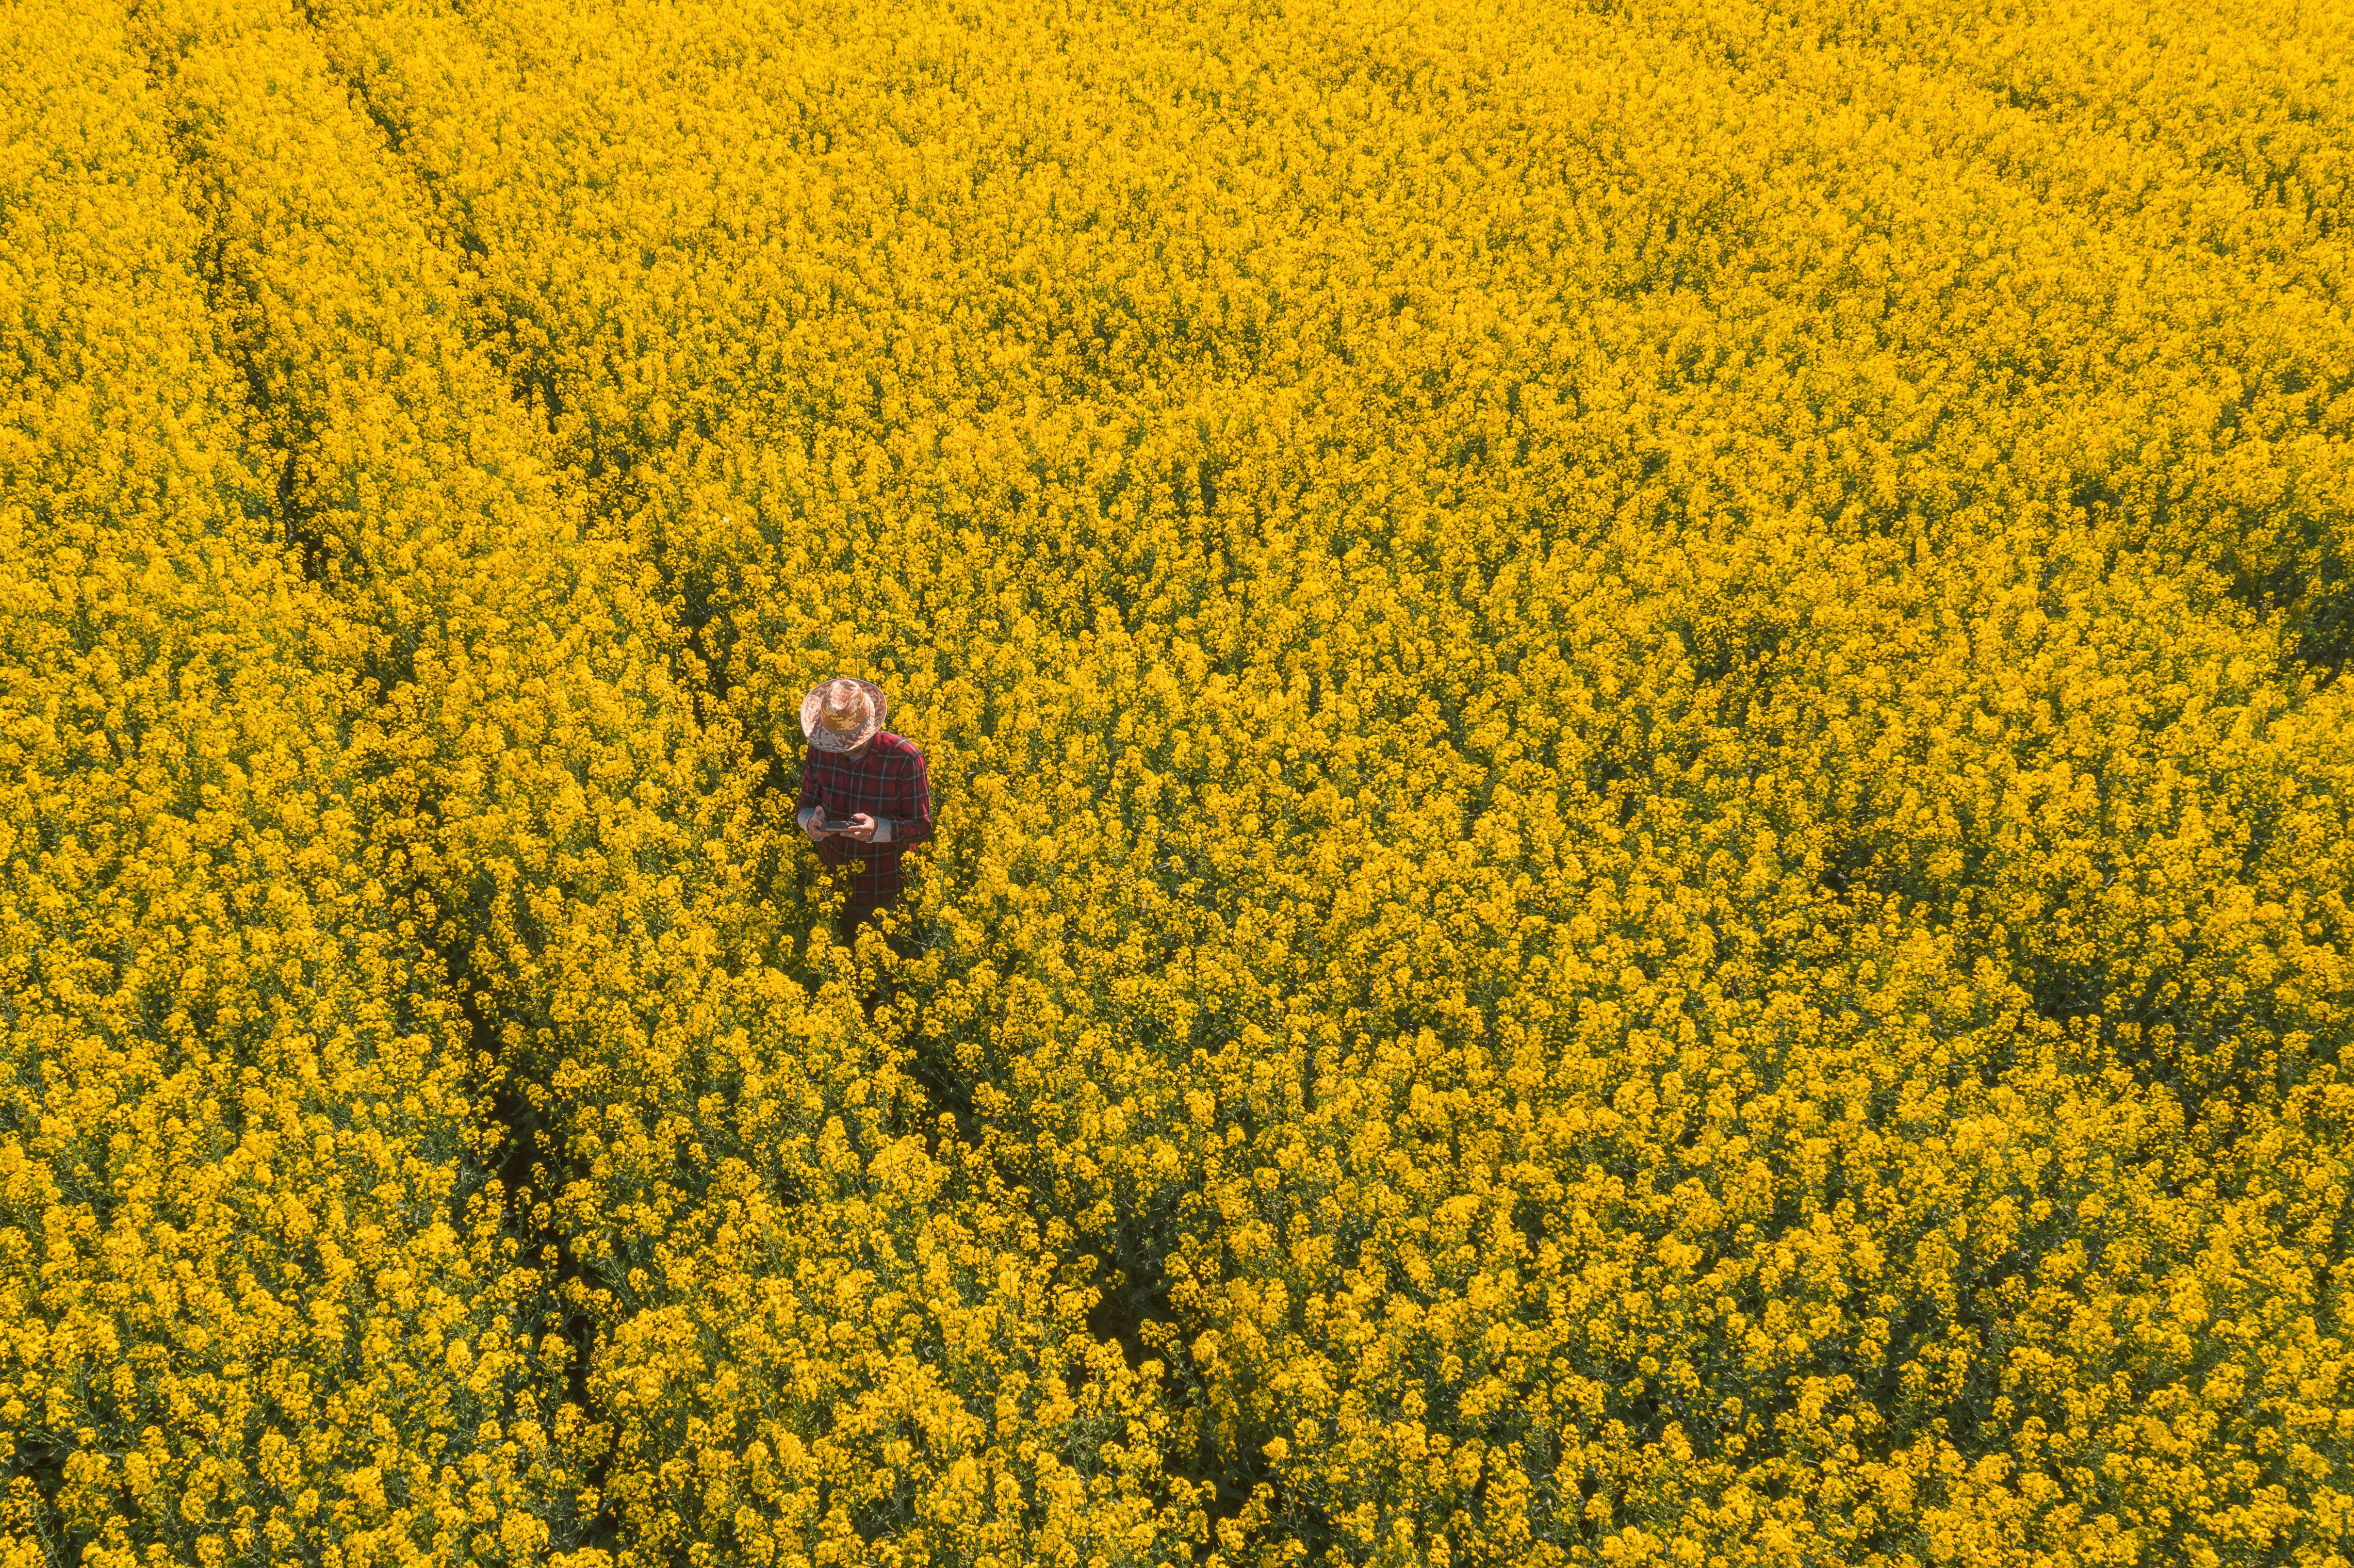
800 676 888 753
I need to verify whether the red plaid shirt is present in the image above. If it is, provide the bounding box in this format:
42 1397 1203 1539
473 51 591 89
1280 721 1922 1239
795 731 932 904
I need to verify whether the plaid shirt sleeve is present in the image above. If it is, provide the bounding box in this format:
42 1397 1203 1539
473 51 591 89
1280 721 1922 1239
879 739 932 846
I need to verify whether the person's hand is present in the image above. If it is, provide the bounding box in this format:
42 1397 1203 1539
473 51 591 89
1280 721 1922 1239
800 808 833 840
843 812 878 842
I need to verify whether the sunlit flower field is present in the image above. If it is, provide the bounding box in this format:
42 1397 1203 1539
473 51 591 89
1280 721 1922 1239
5 0 2353 1562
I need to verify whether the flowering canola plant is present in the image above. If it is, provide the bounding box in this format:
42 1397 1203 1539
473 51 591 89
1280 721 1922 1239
4 0 2354 1563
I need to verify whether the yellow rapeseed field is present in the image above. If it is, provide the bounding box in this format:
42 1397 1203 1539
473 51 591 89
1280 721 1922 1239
4 0 2352 1562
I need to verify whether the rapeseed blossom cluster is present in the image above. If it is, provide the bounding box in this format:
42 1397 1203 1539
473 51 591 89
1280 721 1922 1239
4 0 2352 1563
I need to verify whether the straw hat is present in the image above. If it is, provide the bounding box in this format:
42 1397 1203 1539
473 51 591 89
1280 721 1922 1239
800 676 888 753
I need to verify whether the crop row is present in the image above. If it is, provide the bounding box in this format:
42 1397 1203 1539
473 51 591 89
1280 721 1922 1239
0 4 549 1558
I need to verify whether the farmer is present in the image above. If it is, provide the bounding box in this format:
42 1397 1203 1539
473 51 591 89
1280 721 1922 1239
794 675 932 946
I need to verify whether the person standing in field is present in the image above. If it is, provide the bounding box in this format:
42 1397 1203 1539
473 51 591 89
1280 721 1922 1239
795 675 932 945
